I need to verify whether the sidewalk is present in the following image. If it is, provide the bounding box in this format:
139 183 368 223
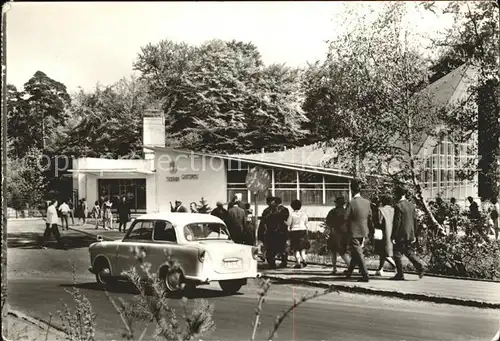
68 222 128 241
262 263 500 309
69 223 500 309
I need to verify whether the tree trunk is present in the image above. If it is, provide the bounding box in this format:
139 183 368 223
407 115 444 234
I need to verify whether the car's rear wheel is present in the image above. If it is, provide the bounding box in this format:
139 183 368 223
160 266 187 294
219 279 244 294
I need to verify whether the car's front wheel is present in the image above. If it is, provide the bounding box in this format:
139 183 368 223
94 259 116 287
219 279 245 294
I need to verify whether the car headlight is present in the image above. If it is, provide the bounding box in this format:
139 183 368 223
198 250 206 263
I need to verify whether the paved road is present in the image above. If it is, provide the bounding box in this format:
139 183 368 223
6 220 500 340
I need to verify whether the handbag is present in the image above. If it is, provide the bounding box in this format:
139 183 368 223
373 228 383 240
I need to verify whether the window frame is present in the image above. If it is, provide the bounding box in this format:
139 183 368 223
124 219 154 241
152 220 177 243
183 222 231 241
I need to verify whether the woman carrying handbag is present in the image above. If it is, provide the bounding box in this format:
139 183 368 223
286 199 310 269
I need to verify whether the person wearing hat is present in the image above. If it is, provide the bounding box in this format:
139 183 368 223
325 196 351 274
261 196 289 268
170 200 187 213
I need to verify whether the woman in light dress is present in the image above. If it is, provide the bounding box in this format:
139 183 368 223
374 195 397 276
286 199 309 269
102 197 113 230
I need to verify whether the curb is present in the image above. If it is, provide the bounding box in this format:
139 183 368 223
68 227 116 241
298 258 500 283
6 309 67 339
262 274 500 309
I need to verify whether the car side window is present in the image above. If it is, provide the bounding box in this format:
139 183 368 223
153 220 177 243
126 220 154 241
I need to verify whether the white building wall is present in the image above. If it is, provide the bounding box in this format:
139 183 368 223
146 174 157 213
154 150 227 213
86 174 98 206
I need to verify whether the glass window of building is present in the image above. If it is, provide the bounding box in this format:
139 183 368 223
274 189 298 203
274 169 297 183
298 172 323 184
98 179 146 211
300 183 323 205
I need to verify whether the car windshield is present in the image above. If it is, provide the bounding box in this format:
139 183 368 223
183 223 231 241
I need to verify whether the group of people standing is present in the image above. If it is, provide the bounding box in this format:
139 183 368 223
429 195 499 239
91 196 131 232
326 181 425 282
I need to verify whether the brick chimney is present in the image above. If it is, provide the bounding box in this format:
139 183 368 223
143 109 165 160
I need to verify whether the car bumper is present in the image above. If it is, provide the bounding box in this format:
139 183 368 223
185 271 261 283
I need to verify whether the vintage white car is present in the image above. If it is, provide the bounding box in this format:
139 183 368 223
88 213 260 294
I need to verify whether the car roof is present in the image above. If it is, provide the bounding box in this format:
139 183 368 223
134 212 224 226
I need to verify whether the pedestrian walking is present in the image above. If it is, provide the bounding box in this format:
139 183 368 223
91 201 101 229
286 199 309 269
488 197 499 240
448 197 460 234
374 195 397 276
391 186 425 281
211 201 230 225
102 198 113 230
81 198 88 225
243 203 255 245
260 197 289 269
58 200 71 231
68 198 75 225
228 194 246 210
326 197 351 274
467 196 480 236
41 200 65 249
228 200 247 244
344 180 372 282
117 196 131 232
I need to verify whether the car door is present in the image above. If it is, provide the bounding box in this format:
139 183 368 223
115 220 154 278
148 220 198 278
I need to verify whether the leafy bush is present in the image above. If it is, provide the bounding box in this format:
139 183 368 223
421 232 500 280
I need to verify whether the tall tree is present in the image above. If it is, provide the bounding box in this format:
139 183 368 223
425 1 500 199
134 39 308 154
58 76 151 158
22 71 71 151
6 84 30 158
303 2 458 230
7 72 71 157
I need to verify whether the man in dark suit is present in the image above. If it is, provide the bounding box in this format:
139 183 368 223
345 180 372 282
391 186 424 280
228 202 246 244
170 200 187 213
211 201 230 225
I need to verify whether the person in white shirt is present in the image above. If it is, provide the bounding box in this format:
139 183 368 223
41 200 65 249
286 199 309 269
58 200 71 231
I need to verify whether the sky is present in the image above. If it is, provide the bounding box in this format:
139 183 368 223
6 1 455 93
